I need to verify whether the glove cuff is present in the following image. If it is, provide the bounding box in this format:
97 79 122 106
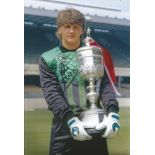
64 112 75 125
108 112 120 120
67 117 79 127
107 105 119 115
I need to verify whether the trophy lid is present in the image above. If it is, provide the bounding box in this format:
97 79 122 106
83 27 95 46
77 27 102 54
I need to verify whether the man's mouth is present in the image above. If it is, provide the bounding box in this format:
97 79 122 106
68 35 75 38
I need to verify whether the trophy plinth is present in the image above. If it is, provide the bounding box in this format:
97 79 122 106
76 29 106 136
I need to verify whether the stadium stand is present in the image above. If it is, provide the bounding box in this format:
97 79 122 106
25 26 130 67
24 26 58 64
93 31 130 67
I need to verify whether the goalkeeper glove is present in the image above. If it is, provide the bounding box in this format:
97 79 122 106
67 117 92 141
96 112 120 138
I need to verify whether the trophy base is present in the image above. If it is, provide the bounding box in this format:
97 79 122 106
85 128 106 137
79 108 106 136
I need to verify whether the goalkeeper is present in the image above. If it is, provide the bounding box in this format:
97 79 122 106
39 8 120 155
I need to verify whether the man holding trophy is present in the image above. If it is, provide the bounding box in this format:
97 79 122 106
39 8 120 155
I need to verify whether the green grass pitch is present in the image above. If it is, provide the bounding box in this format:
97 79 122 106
24 108 130 155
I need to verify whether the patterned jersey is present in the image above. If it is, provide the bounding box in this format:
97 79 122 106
41 46 96 114
39 45 119 154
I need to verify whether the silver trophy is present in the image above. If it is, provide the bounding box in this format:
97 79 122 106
76 28 106 135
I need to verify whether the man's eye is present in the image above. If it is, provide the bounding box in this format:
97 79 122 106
64 25 70 28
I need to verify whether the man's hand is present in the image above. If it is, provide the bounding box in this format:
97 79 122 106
67 117 92 141
96 112 120 138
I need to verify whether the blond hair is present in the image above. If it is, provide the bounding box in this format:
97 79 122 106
56 8 85 39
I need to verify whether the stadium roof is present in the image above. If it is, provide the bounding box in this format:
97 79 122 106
24 5 130 45
24 0 130 30
25 0 130 19
25 6 129 29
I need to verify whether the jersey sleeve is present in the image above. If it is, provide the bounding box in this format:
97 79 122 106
39 57 74 122
100 70 119 114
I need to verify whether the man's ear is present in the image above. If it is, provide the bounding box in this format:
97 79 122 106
81 29 84 35
57 28 62 35
80 29 84 40
56 28 62 40
80 29 84 35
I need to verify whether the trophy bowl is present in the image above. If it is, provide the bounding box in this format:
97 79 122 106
76 46 104 80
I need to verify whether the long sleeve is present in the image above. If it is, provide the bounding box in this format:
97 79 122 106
39 57 74 122
100 70 119 114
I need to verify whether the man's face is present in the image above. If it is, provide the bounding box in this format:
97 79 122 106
58 23 83 47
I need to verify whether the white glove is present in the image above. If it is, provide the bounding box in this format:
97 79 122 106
67 117 92 141
96 112 120 138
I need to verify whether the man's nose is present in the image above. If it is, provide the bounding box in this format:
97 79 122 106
69 27 75 33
